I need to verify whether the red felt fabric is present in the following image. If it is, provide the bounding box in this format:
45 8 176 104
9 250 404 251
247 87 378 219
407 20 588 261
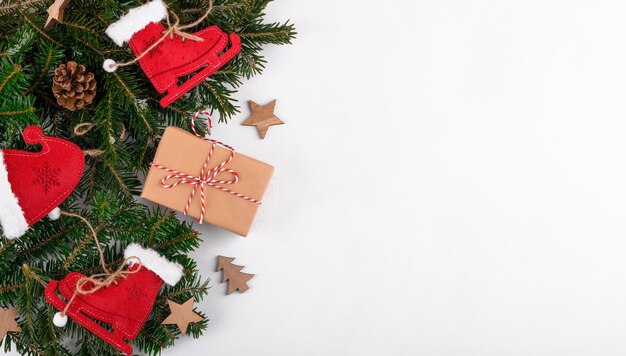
2 126 84 226
60 267 163 338
128 22 241 107
48 266 164 355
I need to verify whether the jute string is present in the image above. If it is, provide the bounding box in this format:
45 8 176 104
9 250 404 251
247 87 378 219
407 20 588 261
59 211 142 317
106 0 214 71
74 122 126 157
74 122 96 136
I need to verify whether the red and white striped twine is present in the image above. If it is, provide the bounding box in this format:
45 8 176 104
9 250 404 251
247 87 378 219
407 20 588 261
191 110 235 151
151 110 261 224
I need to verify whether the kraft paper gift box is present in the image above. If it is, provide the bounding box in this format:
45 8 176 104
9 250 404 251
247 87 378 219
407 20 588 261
142 127 273 236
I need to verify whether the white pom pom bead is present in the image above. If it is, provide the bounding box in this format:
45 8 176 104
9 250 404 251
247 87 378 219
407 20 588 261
53 312 68 327
103 59 118 73
48 207 61 221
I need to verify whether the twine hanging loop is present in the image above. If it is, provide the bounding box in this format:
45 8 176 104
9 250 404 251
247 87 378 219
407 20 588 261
56 211 143 322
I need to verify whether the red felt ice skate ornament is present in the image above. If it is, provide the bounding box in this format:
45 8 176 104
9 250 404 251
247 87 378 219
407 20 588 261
0 126 84 240
102 0 241 108
45 213 184 356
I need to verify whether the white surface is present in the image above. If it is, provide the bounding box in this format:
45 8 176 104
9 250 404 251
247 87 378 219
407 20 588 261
174 1 626 354
13 0 626 355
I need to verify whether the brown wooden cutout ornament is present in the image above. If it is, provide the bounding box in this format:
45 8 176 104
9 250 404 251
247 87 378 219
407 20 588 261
161 298 203 335
0 307 20 341
217 256 254 294
242 99 284 139
45 0 72 30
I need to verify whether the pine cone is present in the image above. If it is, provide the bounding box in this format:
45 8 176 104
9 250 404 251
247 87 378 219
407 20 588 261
52 61 96 111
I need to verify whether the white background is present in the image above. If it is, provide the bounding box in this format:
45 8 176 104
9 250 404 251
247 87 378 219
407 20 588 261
175 0 626 354
13 0 626 355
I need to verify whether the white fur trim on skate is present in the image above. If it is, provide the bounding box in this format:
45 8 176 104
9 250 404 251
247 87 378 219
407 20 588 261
0 151 28 239
125 243 183 286
105 0 168 46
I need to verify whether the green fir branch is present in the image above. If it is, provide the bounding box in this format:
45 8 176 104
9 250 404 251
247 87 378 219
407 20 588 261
0 0 294 354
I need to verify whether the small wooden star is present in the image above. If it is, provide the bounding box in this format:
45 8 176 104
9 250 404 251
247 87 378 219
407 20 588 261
45 0 72 31
242 99 284 139
161 298 203 335
0 307 20 341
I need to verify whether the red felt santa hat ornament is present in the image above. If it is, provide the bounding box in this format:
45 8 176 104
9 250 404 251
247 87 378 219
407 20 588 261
0 126 84 239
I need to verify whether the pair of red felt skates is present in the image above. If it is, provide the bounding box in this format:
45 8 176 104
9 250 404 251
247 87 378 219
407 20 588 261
43 0 226 353
45 0 233 353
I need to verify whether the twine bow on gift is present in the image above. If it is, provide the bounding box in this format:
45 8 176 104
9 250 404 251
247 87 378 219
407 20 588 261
151 111 261 224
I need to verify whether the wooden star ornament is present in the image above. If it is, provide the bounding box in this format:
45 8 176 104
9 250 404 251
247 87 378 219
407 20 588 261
242 99 284 139
0 307 20 341
161 298 203 335
45 0 72 31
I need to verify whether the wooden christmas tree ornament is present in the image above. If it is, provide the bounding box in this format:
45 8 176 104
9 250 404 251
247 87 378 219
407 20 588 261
242 99 284 139
217 256 254 294
161 298 203 335
0 307 20 341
